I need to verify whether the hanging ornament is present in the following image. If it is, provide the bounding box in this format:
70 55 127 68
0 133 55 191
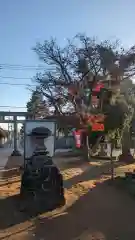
92 82 104 92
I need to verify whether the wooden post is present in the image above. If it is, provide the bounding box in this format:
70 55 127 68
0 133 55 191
86 135 90 161
110 141 114 181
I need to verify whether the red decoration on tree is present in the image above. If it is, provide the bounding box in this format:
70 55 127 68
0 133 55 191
92 82 104 92
92 123 104 131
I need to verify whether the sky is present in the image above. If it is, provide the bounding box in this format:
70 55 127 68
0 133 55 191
0 0 135 121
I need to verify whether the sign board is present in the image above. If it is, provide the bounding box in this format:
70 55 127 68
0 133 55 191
24 120 56 159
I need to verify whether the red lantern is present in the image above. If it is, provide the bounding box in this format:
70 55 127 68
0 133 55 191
73 130 81 148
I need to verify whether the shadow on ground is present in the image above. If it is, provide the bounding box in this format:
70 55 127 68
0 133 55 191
0 160 127 230
0 160 106 231
64 160 126 189
25 179 135 240
0 194 31 230
0 160 135 240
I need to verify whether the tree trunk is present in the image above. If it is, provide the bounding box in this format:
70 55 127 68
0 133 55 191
81 132 90 161
119 127 134 163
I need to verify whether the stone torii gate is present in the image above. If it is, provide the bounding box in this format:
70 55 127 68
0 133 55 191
0 111 31 156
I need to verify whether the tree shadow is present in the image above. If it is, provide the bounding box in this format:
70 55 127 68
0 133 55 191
53 156 89 171
28 179 135 240
0 167 20 179
64 160 126 189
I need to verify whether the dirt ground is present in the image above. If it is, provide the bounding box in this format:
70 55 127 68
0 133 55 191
1 158 135 240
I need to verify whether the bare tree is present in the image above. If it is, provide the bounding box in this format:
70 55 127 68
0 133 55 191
33 34 135 161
